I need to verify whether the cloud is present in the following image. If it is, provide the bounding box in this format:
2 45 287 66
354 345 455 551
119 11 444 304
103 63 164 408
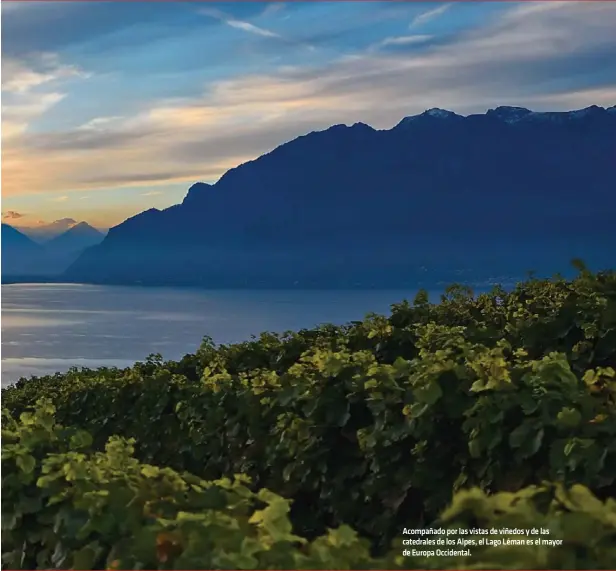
76 171 208 187
226 20 280 38
2 53 90 140
2 211 26 220
2 53 87 93
410 3 452 29
199 7 280 39
3 1 616 201
379 35 433 48
50 196 69 202
141 191 163 196
78 116 125 131
2 92 66 140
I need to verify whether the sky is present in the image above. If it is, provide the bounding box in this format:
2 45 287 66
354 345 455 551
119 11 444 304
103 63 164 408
2 1 616 229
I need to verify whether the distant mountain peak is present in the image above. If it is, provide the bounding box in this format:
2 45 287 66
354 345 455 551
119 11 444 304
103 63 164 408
47 221 103 246
15 218 81 243
424 108 459 119
486 106 533 123
486 104 611 124
395 108 462 128
42 221 105 270
351 121 374 130
394 104 613 129
65 221 102 236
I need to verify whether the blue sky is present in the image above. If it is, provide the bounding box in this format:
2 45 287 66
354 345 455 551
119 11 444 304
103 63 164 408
2 0 616 229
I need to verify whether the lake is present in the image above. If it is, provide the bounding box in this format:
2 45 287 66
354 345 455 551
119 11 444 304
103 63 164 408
1 283 453 386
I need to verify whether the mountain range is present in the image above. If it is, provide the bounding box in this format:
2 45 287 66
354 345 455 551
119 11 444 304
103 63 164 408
2 222 104 279
13 104 616 287
14 218 82 243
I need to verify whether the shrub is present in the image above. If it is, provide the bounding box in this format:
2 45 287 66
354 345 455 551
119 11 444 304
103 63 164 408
3 400 616 569
3 269 615 552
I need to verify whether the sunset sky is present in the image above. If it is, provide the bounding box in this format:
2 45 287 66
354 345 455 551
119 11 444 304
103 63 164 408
2 1 616 229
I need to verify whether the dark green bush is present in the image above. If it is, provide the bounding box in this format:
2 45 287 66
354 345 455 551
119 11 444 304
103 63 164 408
3 268 616 564
3 399 616 570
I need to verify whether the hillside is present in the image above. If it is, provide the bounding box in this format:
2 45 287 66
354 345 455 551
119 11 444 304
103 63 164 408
1 224 48 276
45 222 104 258
3 269 616 569
2 222 105 279
65 105 616 288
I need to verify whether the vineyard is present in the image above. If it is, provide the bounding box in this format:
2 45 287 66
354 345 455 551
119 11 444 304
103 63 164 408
3 264 616 569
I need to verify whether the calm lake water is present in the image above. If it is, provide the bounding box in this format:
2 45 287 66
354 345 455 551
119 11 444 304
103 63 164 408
1 283 452 386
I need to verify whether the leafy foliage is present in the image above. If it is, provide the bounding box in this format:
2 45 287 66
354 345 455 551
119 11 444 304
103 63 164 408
2 400 389 570
3 400 616 569
3 267 616 568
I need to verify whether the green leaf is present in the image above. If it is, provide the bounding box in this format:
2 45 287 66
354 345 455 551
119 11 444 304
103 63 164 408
72 545 99 570
327 525 358 547
141 465 160 478
16 454 36 474
468 439 481 459
556 408 582 429
414 379 443 405
70 430 93 450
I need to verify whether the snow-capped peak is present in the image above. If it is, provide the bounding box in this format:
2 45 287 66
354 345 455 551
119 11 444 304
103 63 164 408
486 105 612 124
395 108 461 127
424 108 458 119
394 105 613 129
486 106 532 123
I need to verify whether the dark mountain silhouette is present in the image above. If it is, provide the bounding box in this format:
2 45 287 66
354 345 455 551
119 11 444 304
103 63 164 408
65 105 616 288
46 222 104 256
1 224 48 276
2 222 105 280
41 222 106 273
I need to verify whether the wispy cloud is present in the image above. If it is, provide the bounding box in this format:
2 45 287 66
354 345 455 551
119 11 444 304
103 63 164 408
410 3 452 29
2 54 87 93
3 1 616 209
50 196 69 202
226 19 280 38
141 191 163 197
2 53 90 142
2 210 26 220
380 35 433 48
78 116 124 131
199 7 280 39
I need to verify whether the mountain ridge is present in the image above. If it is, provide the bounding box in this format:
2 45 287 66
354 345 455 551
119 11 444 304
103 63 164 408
45 222 105 263
47 222 103 249
56 104 616 287
15 219 109 243
2 222 105 279
15 218 79 243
